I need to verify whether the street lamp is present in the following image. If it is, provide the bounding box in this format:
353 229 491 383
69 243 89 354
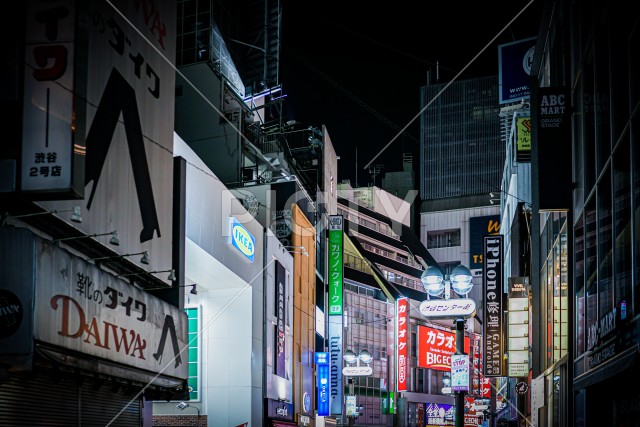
421 265 474 427
343 349 372 426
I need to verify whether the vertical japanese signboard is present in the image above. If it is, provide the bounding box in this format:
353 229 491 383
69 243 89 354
396 298 408 392
508 277 529 377
315 352 330 416
483 235 505 377
327 215 343 416
328 215 343 315
515 116 532 162
275 260 287 377
23 0 82 195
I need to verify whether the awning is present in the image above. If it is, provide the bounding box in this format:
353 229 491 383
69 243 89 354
574 343 639 389
272 422 297 427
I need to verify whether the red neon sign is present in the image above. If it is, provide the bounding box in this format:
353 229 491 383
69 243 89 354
417 325 470 371
397 298 408 391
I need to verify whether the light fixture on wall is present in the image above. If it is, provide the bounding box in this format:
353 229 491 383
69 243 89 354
146 283 196 294
51 230 119 246
2 205 82 226
176 401 200 417
90 250 150 265
283 245 309 257
118 268 175 281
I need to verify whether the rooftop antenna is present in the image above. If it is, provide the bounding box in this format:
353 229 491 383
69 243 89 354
436 61 439 82
369 164 383 187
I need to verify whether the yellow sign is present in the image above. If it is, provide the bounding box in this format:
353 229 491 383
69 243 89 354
516 117 532 152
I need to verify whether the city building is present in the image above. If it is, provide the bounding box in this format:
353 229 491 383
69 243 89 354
173 3 336 426
0 0 189 424
530 1 640 426
418 75 505 425
336 183 472 427
152 136 279 427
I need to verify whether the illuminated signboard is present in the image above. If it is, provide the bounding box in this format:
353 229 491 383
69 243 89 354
483 235 506 377
328 215 343 315
417 325 470 371
396 298 408 392
451 354 469 392
419 298 476 318
425 403 454 426
230 217 255 262
315 352 330 416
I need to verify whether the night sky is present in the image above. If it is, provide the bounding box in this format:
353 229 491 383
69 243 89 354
279 0 544 187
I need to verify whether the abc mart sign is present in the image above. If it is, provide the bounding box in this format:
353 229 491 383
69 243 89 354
419 299 477 319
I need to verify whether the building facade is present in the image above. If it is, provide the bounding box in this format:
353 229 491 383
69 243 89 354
530 1 640 426
419 74 509 426
336 185 471 427
1 1 189 424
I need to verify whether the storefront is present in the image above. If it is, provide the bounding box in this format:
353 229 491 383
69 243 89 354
0 227 188 425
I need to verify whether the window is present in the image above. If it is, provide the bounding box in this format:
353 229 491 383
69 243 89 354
427 229 461 249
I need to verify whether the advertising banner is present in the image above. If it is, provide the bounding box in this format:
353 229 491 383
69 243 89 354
483 236 506 377
451 354 470 392
328 215 343 315
396 298 408 391
515 116 532 162
417 325 470 371
425 403 454 426
498 36 536 104
469 215 500 273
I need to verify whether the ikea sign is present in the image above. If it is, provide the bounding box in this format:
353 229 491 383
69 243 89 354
230 218 255 262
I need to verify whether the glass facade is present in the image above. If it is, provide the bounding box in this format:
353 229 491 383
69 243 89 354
420 76 503 200
343 285 392 426
534 2 640 426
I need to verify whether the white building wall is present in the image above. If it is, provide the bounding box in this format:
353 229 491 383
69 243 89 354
420 206 501 270
151 134 268 426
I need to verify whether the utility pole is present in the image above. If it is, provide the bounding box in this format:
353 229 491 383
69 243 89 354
454 318 465 427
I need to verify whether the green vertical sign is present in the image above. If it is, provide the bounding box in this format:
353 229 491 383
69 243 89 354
382 391 395 414
185 307 199 400
328 215 343 315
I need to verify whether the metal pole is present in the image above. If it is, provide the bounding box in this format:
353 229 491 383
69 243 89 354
348 378 355 427
455 318 465 427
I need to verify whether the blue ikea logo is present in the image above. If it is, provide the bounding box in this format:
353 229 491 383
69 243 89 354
230 218 255 262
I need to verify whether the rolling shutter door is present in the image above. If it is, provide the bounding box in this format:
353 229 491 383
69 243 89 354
0 371 141 426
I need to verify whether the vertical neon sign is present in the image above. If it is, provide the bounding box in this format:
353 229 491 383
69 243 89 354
328 215 343 315
315 352 330 416
397 297 408 392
